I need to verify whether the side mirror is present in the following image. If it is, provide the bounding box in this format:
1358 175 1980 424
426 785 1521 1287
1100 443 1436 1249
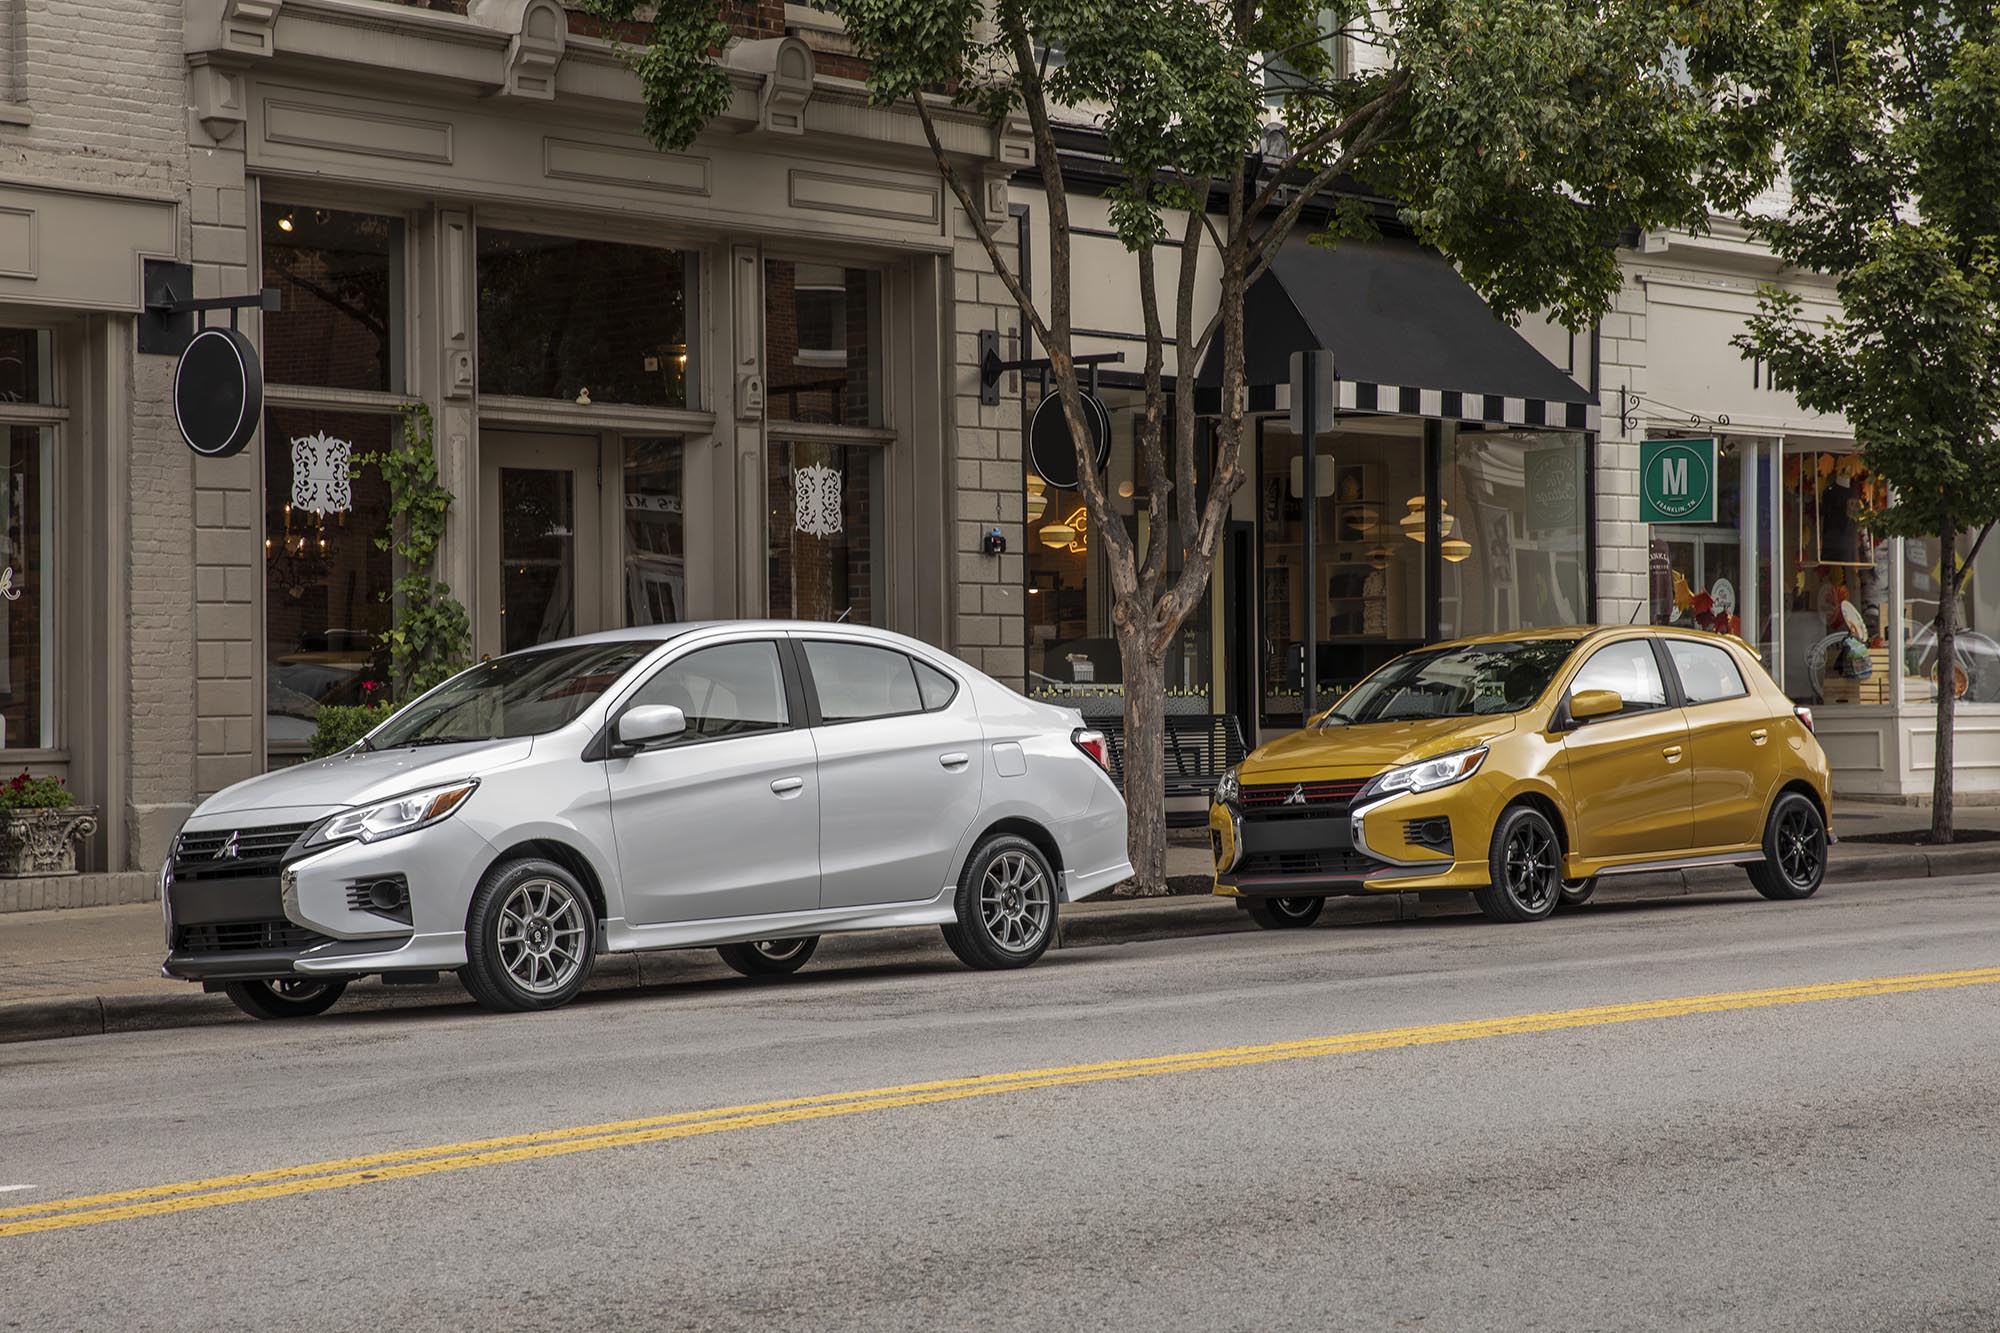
1567 689 1624 724
617 704 687 749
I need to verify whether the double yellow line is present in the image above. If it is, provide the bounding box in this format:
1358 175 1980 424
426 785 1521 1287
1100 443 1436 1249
7 964 1998 1240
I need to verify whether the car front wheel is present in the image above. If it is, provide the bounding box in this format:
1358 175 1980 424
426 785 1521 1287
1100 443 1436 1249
942 834 1057 970
460 857 597 1013
222 977 347 1020
1244 895 1325 929
1557 878 1597 909
1476 806 1563 923
717 937 819 978
1747 792 1827 901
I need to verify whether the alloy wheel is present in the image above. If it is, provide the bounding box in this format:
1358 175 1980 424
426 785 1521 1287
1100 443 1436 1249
979 850 1053 954
1776 806 1824 888
1503 824 1558 913
751 939 811 962
496 877 589 996
1271 897 1320 921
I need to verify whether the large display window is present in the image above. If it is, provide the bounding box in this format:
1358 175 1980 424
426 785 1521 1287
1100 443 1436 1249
261 204 406 394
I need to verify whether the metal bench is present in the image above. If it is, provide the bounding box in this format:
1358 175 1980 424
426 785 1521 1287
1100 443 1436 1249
1094 713 1249 825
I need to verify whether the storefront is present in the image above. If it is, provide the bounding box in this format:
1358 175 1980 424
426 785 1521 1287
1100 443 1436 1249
1609 230 2000 796
1018 219 1596 755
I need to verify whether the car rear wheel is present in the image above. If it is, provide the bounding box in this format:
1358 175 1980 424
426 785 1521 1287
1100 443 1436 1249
717 936 820 978
1477 806 1563 923
1747 792 1827 900
460 857 597 1013
1557 878 1598 909
1244 895 1326 929
222 977 347 1020
942 835 1057 970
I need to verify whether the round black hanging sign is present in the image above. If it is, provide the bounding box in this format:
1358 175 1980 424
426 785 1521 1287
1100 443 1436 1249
1028 391 1112 490
173 326 263 458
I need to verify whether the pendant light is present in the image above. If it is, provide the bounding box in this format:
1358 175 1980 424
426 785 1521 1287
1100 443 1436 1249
1038 519 1077 549
1441 447 1470 561
1026 473 1048 524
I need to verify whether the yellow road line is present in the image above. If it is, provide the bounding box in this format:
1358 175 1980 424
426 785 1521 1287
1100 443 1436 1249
6 964 1997 1240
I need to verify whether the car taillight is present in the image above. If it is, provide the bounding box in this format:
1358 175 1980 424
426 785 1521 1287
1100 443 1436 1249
1794 705 1815 733
1073 728 1111 774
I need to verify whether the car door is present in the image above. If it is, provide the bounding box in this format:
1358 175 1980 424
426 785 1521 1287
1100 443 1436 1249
797 637 985 909
605 637 820 926
1559 638 1693 861
1661 636 1780 852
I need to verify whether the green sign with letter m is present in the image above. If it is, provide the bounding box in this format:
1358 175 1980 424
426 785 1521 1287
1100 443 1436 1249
1639 437 1718 525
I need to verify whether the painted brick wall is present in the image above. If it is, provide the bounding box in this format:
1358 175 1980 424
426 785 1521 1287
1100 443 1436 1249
950 202 1026 686
1594 271 1648 626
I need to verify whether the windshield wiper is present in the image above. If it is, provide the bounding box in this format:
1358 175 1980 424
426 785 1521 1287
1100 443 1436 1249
393 736 476 748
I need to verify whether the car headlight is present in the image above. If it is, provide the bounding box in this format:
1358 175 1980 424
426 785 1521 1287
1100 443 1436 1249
1214 766 1241 808
1359 747 1487 802
306 780 478 849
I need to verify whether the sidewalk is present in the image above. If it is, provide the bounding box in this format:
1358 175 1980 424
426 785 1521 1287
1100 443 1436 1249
2 801 1994 1044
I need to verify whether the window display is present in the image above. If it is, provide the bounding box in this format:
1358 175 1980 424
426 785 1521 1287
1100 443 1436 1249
1780 445 1891 705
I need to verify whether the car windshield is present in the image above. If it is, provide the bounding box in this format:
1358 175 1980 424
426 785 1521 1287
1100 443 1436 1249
1324 639 1580 725
366 641 658 748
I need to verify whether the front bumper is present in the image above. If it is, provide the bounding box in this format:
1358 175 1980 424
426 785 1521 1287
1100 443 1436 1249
163 816 495 981
1210 787 1485 896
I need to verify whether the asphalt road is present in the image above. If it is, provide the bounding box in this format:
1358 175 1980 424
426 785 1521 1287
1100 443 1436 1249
6 875 2000 1332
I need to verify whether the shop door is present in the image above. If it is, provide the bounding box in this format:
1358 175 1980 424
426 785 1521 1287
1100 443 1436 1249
478 432 605 659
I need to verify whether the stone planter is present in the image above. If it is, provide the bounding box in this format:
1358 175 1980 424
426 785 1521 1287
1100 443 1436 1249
0 806 99 877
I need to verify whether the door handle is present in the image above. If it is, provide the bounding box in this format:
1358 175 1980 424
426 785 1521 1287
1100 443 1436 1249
770 776 804 795
1662 745 1684 761
1750 728 1769 745
940 752 970 769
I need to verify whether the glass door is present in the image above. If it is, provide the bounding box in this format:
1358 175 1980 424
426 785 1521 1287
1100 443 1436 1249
478 432 604 658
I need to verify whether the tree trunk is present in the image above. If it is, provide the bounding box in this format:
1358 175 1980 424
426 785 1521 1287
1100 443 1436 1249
1932 530 1959 844
1115 629 1170 895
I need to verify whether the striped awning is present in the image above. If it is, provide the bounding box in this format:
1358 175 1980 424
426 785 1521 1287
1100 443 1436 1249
1197 235 1598 432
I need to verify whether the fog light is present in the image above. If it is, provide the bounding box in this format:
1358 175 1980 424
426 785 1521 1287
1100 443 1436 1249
367 878 408 912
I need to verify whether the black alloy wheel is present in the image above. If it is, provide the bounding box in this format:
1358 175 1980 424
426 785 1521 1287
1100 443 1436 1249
1244 895 1326 930
1747 792 1828 901
717 936 820 978
1557 877 1598 909
222 977 348 1020
1477 806 1563 923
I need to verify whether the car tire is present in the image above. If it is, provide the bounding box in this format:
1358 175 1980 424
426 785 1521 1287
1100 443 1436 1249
459 857 598 1013
1747 792 1828 901
941 834 1058 970
1244 895 1326 929
1557 878 1598 909
1476 805 1563 923
717 936 820 978
221 977 347 1020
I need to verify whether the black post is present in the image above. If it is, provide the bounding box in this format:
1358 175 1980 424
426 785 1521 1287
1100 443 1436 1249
1301 374 1318 719
1424 420 1443 642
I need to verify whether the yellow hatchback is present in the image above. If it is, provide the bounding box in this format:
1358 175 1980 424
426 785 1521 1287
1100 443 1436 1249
1211 627 1833 928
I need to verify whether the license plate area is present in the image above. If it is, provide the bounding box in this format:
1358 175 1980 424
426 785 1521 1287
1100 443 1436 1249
1240 816 1352 855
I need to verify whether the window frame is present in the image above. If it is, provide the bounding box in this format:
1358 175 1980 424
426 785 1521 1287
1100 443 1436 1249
1659 636 1751 708
793 636 957 727
0 327 61 755
609 636 806 752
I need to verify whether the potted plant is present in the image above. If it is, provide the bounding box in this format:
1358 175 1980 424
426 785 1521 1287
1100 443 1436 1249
0 770 97 877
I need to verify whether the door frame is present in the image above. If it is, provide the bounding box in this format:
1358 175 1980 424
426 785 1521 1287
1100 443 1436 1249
476 429 608 659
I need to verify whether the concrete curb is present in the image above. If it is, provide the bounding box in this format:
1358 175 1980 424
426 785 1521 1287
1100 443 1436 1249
3 843 1993 1046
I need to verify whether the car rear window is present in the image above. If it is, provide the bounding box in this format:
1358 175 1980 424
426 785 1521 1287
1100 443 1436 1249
1665 638 1749 705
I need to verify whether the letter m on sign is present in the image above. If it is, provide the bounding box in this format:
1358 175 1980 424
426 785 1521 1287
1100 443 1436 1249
1639 437 1716 524
1660 455 1688 497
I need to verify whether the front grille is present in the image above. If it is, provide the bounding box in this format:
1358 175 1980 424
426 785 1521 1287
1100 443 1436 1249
1239 779 1370 819
175 919 330 954
1238 849 1381 880
172 821 314 880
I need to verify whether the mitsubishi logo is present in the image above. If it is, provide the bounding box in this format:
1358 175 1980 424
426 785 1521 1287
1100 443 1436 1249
215 831 241 860
1283 784 1308 807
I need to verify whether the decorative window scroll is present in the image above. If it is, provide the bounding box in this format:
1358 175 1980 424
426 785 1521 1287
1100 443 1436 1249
793 461 844 538
290 431 352 514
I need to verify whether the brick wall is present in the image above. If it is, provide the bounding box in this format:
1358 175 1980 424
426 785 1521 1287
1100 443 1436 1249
950 205 1026 685
1594 272 1648 626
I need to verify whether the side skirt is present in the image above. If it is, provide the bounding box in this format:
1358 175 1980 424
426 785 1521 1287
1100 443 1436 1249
601 888 958 954
1588 850 1765 880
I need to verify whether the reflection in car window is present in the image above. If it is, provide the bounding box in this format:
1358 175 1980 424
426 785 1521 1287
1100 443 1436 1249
369 641 655 747
1326 639 1578 724
914 659 959 710
1666 639 1748 705
629 641 788 741
1570 641 1669 713
804 641 923 721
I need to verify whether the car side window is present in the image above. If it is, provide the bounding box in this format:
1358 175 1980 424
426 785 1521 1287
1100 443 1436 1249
1569 641 1669 715
1665 639 1749 706
626 641 788 741
804 641 924 722
913 659 959 710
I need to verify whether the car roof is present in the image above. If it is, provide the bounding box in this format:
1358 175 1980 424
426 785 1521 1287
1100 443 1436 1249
513 620 954 655
1424 623 1763 662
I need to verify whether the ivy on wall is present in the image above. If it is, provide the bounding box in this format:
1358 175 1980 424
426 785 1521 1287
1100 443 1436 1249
354 403 472 699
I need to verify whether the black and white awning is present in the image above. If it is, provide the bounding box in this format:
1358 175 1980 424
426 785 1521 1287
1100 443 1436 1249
1196 235 1599 432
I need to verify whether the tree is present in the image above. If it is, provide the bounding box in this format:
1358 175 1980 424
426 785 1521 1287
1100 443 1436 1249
1736 3 2000 844
584 0 1782 890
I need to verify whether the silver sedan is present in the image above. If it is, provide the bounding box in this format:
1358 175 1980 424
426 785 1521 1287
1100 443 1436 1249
162 622 1132 1018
